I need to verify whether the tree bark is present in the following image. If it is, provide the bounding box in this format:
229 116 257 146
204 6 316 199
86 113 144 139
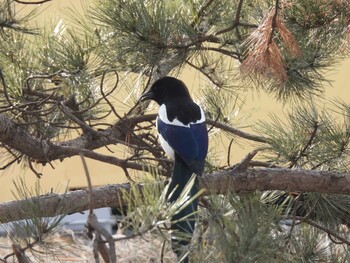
0 112 265 172
1 167 350 224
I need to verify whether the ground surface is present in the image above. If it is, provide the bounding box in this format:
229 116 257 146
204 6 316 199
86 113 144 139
0 232 177 263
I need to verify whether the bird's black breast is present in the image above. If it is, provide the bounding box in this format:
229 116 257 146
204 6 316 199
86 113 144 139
165 99 202 125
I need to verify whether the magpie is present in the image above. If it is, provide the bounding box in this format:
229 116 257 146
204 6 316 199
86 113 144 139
140 76 208 262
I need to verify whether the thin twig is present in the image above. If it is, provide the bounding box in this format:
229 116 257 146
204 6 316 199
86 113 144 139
232 148 259 172
328 233 345 245
80 153 117 263
248 160 279 168
160 240 166 263
122 166 135 183
192 0 252 39
24 69 81 101
99 70 122 119
191 0 215 28
207 107 221 133
1 70 59 116
289 121 319 168
74 147 167 175
227 139 234 167
0 145 22 170
287 193 303 238
167 7 258 51
28 160 42 178
206 118 267 143
14 0 51 4
4 239 41 261
269 0 280 44
97 233 112 263
185 60 223 87
303 195 321 220
88 214 117 263
80 153 93 215
192 46 241 60
92 232 101 263
298 217 350 246
12 244 29 263
0 157 18 170
0 69 14 109
234 0 245 25
128 70 154 115
59 101 101 136
112 223 158 242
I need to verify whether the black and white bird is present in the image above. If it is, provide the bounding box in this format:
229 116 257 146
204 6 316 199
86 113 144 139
140 76 208 262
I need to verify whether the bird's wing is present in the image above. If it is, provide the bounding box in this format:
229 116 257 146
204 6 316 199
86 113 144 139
157 117 208 174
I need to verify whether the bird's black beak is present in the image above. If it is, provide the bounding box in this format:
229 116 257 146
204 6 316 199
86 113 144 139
139 90 154 102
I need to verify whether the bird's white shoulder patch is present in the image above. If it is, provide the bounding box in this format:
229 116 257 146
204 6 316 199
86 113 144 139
197 107 206 124
158 104 189 127
158 132 175 160
158 104 206 127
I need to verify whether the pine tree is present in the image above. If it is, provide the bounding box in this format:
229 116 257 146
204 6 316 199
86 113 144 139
1 0 350 262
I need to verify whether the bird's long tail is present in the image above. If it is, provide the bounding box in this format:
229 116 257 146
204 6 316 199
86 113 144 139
167 157 199 263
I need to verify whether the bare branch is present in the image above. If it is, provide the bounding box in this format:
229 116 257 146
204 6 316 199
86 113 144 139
191 0 215 28
185 60 224 87
28 160 42 178
205 118 267 143
4 236 42 261
0 113 155 161
231 149 259 172
59 101 100 136
193 46 241 60
0 112 264 172
58 147 168 176
227 139 234 166
80 153 94 215
88 214 117 263
12 245 29 263
14 0 51 4
80 153 116 263
99 70 121 119
235 0 245 25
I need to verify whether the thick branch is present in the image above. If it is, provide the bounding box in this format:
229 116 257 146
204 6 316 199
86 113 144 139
1 168 350 223
0 113 265 166
0 113 152 162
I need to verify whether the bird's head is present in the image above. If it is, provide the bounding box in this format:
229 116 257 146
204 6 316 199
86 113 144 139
140 76 192 105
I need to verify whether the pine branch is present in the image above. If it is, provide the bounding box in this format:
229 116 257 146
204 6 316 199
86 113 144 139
297 217 350 246
289 121 319 168
191 0 215 28
2 168 350 224
0 113 265 169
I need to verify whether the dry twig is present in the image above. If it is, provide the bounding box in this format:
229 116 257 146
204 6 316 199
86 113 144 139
80 153 117 263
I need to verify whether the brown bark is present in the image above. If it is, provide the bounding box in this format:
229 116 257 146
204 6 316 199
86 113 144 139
1 167 350 224
0 112 139 162
0 112 265 173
